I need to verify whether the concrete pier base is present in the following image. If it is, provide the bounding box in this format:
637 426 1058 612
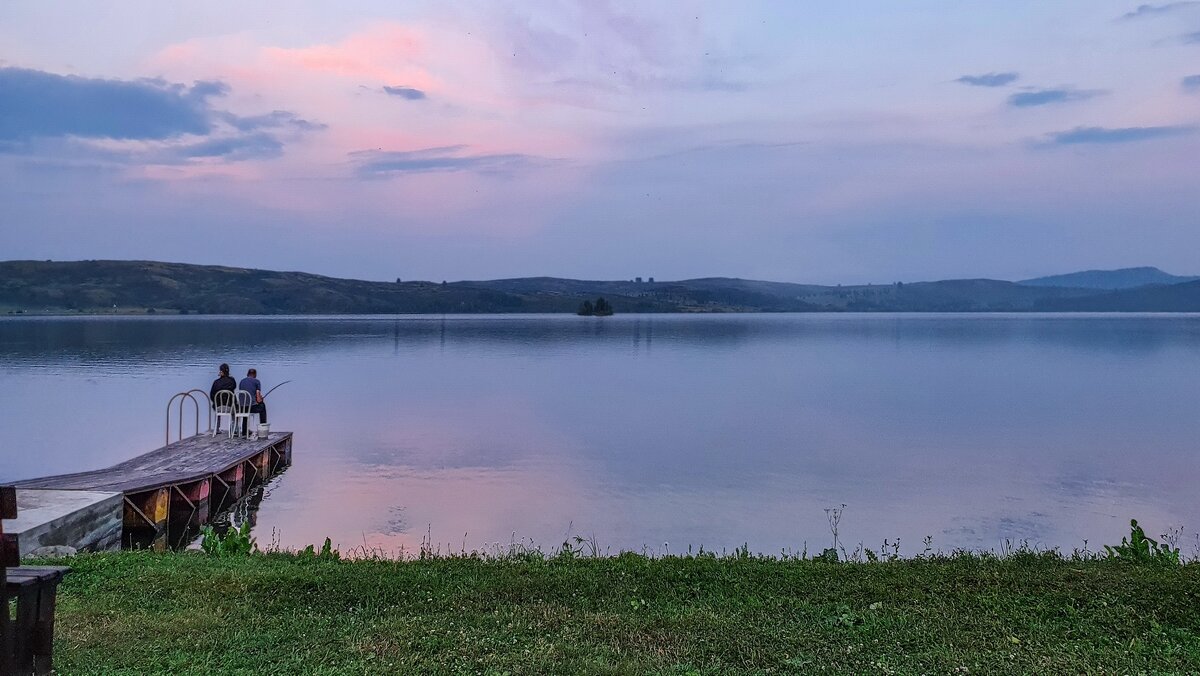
7 489 123 556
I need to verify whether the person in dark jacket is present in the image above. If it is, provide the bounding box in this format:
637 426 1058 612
209 363 237 434
237 368 267 436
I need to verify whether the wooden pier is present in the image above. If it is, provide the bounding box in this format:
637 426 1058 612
15 433 292 548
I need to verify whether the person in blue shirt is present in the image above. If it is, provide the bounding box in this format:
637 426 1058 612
237 368 268 436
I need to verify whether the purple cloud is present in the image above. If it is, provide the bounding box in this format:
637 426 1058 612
382 86 427 100
1009 88 1106 107
0 67 320 164
1044 125 1196 145
956 72 1019 87
1120 2 1200 19
351 146 548 177
171 132 284 160
222 110 325 132
0 67 219 141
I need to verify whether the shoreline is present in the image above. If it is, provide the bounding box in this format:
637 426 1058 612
8 308 1200 317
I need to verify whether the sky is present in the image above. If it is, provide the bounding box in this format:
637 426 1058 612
1 1 1198 284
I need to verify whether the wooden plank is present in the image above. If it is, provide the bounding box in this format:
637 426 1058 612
0 569 68 676
150 489 169 529
0 581 11 676
0 534 18 569
3 568 69 589
12 587 36 672
1 557 9 676
1 485 8 676
14 433 292 494
32 580 59 675
0 486 15 520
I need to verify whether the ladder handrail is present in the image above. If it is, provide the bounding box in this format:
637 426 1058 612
165 392 201 446
184 388 214 432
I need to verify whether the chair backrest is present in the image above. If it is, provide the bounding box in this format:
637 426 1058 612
212 389 236 413
235 389 253 411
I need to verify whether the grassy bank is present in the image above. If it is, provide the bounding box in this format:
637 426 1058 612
45 550 1200 674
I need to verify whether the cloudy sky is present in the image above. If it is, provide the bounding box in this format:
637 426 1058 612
1 1 1198 283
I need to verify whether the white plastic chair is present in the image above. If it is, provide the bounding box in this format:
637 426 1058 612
234 389 256 438
212 389 236 438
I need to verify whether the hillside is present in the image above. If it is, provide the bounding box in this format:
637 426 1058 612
1019 266 1199 290
1037 280 1200 312
2 260 1200 314
0 260 586 314
0 261 828 314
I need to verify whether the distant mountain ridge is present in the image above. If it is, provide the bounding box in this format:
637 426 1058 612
1019 266 1199 290
2 260 1199 314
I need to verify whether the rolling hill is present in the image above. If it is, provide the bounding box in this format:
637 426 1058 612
1019 266 1199 290
2 260 1199 314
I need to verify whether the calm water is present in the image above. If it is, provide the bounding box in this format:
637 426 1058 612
2 314 1198 557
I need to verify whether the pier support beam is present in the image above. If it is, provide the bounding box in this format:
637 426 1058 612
171 479 211 527
256 449 272 481
218 464 245 503
124 488 169 549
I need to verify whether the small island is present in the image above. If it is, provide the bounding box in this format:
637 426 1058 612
577 297 614 316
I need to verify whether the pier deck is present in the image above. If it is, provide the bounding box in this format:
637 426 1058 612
15 433 292 548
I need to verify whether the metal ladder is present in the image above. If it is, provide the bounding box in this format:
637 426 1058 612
165 389 213 446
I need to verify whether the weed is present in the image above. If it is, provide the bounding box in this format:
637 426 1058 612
824 503 846 552
198 521 256 556
1104 519 1181 565
299 537 342 561
825 603 863 629
880 539 900 562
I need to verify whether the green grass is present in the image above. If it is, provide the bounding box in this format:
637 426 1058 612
43 550 1200 674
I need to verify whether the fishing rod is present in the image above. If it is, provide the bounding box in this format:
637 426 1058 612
260 381 290 396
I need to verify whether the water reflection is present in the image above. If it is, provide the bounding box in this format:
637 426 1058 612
1 314 1198 556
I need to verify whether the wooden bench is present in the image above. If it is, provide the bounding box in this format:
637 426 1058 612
2 486 70 676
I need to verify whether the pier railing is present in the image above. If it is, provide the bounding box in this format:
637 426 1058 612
166 390 213 446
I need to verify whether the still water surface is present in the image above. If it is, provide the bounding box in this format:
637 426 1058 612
1 314 1198 556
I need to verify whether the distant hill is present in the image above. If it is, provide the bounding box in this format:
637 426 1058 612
0 260 577 315
0 260 823 315
1019 267 1199 290
1035 280 1200 312
2 260 1199 314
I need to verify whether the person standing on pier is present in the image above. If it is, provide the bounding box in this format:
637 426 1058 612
209 363 237 434
238 368 268 436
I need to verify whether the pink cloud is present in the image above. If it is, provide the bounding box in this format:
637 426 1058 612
262 24 438 92
147 21 579 149
134 20 604 236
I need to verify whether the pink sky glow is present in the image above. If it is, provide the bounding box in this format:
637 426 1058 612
1 1 1198 282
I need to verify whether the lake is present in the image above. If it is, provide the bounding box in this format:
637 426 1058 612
1 314 1198 558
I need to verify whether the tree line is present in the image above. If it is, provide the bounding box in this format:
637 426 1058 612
577 297 614 316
